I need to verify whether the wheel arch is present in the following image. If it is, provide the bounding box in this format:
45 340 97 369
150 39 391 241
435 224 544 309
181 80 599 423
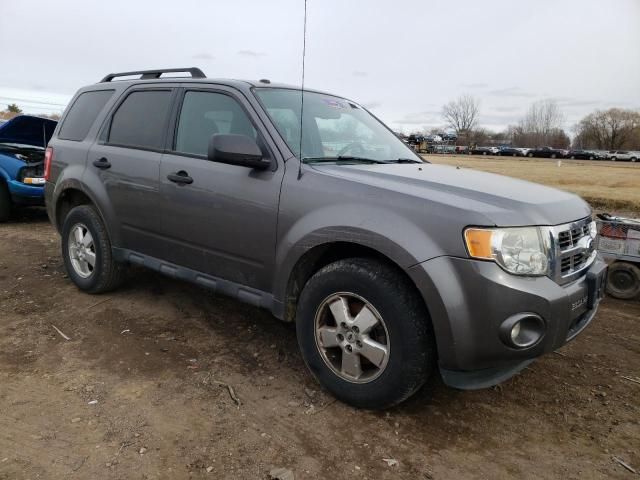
54 187 94 232
279 240 433 328
51 176 121 245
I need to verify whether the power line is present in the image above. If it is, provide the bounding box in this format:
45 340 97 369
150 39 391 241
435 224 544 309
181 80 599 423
0 96 68 107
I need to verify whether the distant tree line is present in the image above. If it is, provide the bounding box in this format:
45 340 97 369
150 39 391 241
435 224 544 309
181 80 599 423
0 104 61 121
573 108 640 150
424 95 640 150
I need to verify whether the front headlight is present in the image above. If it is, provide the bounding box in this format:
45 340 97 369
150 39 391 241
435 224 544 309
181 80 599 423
464 226 550 276
18 166 45 185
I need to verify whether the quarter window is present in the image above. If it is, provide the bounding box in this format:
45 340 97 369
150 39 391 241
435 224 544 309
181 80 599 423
175 91 257 156
108 90 172 150
58 90 114 141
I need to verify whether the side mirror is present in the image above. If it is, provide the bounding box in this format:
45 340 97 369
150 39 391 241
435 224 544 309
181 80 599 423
207 133 270 170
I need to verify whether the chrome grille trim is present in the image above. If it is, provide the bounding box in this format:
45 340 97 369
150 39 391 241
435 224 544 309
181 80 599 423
545 217 596 285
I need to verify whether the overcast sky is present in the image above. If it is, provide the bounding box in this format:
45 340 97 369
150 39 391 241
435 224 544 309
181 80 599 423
1 0 639 134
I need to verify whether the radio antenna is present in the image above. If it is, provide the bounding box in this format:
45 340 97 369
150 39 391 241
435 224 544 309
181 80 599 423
297 0 308 180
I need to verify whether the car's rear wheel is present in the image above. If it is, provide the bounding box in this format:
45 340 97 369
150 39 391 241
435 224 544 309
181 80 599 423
62 205 126 293
632 157 637 162
570 155 576 159
606 262 640 300
296 258 435 409
0 181 11 222
611 157 617 161
551 153 557 159
528 153 534 158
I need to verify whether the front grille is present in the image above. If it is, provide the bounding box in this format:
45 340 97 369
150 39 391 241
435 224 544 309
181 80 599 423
549 217 595 285
560 252 587 274
557 223 590 249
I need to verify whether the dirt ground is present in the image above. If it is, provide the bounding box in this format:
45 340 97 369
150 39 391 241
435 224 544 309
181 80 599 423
1 209 639 480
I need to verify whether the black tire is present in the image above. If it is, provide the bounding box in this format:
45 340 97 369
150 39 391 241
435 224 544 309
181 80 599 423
0 181 11 222
570 155 576 159
528 153 534 158
611 157 617 161
296 258 435 409
551 153 557 159
61 205 126 293
632 157 637 162
606 262 640 300
589 156 595 160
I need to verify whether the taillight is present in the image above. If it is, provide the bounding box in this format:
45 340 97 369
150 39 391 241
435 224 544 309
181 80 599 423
44 147 53 181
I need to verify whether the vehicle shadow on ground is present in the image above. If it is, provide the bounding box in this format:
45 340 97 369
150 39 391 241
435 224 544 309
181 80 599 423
117 267 456 404
4 206 49 224
114 266 461 411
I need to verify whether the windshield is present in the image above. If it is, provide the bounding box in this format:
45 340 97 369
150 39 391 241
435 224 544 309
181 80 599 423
254 88 422 163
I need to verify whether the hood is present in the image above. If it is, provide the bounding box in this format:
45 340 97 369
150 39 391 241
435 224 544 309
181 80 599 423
0 115 57 148
310 162 591 226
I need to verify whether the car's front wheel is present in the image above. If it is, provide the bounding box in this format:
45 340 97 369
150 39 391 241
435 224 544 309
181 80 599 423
296 258 435 409
61 205 126 293
528 153 534 158
0 181 11 222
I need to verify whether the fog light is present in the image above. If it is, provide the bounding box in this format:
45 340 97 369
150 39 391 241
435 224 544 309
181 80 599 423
510 322 521 343
500 313 545 348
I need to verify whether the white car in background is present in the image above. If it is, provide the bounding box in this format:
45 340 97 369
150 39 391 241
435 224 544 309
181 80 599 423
609 150 638 162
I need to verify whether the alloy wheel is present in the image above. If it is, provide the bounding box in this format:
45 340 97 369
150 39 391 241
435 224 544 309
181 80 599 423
68 223 96 278
314 292 390 383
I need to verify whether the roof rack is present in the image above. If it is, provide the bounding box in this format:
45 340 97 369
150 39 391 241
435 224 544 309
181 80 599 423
100 67 206 83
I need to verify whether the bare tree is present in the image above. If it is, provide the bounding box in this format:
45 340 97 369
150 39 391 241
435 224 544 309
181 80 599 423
442 95 480 140
518 99 565 146
574 108 640 150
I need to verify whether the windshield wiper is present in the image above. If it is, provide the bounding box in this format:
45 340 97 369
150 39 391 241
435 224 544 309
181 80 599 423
387 158 423 164
302 156 389 164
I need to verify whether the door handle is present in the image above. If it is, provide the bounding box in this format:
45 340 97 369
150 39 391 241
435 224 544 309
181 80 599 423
167 171 193 185
93 157 111 169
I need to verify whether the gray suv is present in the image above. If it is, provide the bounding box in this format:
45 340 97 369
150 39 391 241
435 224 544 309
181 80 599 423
44 68 607 409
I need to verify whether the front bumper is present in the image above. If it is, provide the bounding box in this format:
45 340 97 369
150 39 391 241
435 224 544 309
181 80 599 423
7 179 45 205
408 254 607 389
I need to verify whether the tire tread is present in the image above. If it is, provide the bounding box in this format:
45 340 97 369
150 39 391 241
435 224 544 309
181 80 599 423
297 257 435 409
62 205 125 293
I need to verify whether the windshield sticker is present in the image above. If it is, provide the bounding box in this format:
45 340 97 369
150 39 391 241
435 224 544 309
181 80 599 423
323 99 347 109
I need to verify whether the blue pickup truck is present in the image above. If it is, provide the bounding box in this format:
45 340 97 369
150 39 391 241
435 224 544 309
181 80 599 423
0 115 57 221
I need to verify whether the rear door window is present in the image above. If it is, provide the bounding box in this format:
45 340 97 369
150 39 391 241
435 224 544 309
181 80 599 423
175 91 257 157
58 90 114 141
108 90 173 150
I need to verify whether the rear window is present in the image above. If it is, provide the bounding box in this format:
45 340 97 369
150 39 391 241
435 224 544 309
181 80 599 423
58 90 114 141
108 90 172 150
